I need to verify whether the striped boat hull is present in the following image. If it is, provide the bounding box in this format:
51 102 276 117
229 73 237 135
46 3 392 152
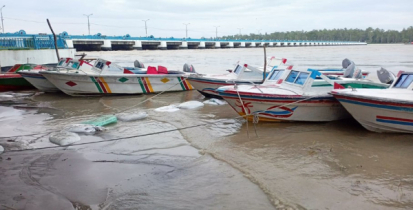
333 94 413 133
40 72 194 96
219 90 350 122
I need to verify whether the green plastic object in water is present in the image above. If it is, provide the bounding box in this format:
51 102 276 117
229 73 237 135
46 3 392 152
82 115 118 126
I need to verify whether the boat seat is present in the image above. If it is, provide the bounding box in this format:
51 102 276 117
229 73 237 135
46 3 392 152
147 66 158 74
158 66 168 74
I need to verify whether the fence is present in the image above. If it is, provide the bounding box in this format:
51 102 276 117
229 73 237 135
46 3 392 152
0 35 68 50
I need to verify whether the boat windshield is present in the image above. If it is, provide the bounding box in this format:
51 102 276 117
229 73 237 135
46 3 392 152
268 69 284 81
71 62 80 69
233 65 243 75
285 70 309 85
394 74 413 88
57 60 65 67
95 61 105 70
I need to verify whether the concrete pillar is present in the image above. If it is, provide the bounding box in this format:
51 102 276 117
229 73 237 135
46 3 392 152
269 42 274 47
240 42 245 47
158 41 167 50
133 40 142 50
102 40 112 51
66 40 74 48
228 42 234 48
180 41 188 49
199 42 205 49
215 42 221 48
251 42 256 47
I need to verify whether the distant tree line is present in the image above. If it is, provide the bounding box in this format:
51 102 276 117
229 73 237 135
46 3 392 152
221 27 413 43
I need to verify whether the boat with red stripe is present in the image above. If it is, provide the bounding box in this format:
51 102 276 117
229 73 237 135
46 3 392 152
40 59 195 96
331 71 413 133
217 61 389 122
187 57 290 98
0 64 45 91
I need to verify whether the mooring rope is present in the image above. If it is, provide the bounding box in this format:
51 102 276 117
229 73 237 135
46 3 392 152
235 84 250 139
0 93 327 154
0 76 193 139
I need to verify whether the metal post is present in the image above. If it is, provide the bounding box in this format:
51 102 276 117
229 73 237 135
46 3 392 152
0 5 5 33
214 26 220 39
47 19 60 62
142 19 149 37
183 23 190 39
237 28 243 35
83 14 93 35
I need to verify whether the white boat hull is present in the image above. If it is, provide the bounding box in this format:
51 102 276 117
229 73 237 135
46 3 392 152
219 92 350 122
188 77 262 98
19 71 60 92
334 94 413 133
41 72 194 96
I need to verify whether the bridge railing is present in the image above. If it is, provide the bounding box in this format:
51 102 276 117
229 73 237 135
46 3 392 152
0 34 68 50
65 35 361 44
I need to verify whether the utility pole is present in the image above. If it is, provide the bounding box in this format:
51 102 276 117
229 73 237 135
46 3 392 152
183 23 190 39
237 28 243 35
83 13 93 35
0 5 5 33
214 26 220 39
142 19 149 37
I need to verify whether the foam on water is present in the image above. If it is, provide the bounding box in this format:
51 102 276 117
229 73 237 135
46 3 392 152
154 104 180 112
177 101 204 109
203 98 227 105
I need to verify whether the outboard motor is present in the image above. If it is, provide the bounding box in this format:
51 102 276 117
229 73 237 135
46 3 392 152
134 60 145 68
343 59 356 78
353 68 363 79
342 58 352 69
183 63 196 73
377 67 396 84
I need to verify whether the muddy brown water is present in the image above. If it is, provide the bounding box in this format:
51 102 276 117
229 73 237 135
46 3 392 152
0 44 413 210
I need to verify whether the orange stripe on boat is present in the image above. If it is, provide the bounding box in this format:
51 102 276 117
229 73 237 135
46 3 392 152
144 77 154 92
100 77 112 93
185 79 194 90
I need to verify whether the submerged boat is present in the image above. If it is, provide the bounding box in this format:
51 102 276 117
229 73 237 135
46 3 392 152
18 57 95 92
187 57 290 98
217 65 389 122
331 70 413 133
40 58 195 96
0 64 46 92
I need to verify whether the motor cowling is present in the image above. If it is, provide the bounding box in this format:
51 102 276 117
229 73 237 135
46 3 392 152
183 63 196 73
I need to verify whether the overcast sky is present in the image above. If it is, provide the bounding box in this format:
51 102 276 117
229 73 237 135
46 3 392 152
1 0 412 38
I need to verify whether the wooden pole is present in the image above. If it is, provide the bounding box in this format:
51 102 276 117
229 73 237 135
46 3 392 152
263 45 267 82
47 19 60 62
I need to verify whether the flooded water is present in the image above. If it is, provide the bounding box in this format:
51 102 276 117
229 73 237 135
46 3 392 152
1 44 413 210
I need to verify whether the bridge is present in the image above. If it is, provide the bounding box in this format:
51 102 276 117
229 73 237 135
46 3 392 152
0 30 367 52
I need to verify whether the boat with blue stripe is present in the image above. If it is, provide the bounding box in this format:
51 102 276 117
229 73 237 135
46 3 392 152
331 70 413 133
217 60 389 122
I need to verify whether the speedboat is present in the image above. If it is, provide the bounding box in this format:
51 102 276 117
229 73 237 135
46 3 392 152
0 64 46 91
18 57 95 92
217 64 389 122
331 70 413 133
40 58 195 96
187 57 290 98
